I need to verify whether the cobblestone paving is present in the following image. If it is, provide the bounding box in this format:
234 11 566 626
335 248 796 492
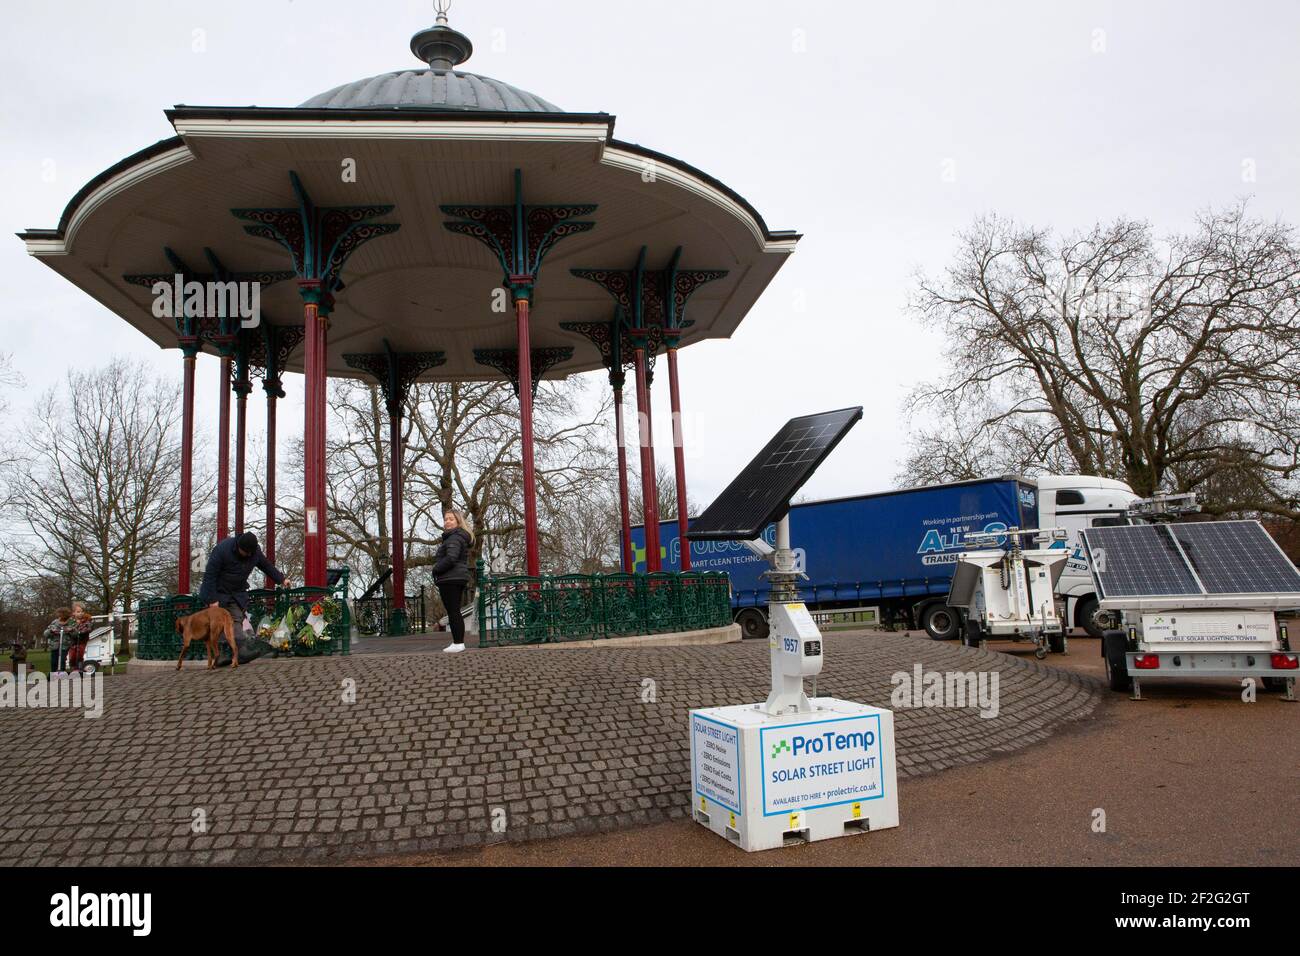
0 633 1102 865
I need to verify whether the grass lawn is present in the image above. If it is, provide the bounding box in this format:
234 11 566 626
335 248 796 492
6 642 134 678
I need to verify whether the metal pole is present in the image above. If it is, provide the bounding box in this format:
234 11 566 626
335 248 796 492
264 382 278 588
217 355 231 540
234 380 248 536
613 385 634 572
302 299 323 586
667 346 690 570
178 348 197 594
633 348 661 572
515 296 540 577
390 405 407 618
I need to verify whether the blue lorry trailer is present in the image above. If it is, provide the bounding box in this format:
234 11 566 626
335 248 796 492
626 477 1042 641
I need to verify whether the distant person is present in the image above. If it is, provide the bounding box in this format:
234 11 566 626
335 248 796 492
66 603 93 672
432 510 472 654
44 606 74 674
198 532 289 637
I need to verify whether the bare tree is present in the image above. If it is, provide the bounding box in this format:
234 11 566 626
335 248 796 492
904 203 1300 516
9 359 192 612
320 374 616 595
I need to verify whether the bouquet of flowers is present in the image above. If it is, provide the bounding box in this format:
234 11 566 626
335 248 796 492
255 597 342 653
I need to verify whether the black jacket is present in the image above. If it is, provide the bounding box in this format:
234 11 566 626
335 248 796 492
197 537 285 609
431 528 472 583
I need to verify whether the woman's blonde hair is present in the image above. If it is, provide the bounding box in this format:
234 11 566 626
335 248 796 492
444 509 474 543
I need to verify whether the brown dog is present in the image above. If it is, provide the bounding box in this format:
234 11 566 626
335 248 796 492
175 606 239 670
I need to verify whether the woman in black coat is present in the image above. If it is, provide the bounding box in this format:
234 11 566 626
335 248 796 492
432 509 473 653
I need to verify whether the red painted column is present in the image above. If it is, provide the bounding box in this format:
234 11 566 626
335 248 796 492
666 346 691 570
301 295 324 587
178 347 197 594
233 380 248 536
633 348 661 572
389 405 406 614
216 355 232 540
515 295 540 577
613 385 634 573
316 306 329 583
264 381 279 588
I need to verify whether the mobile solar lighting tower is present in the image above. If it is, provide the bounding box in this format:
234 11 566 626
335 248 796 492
946 527 1070 659
1081 520 1300 701
685 408 900 851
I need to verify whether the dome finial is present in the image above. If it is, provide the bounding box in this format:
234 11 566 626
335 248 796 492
412 0 473 71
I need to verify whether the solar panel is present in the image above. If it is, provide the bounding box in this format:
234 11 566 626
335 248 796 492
1171 521 1300 595
1082 519 1300 601
687 407 862 541
1081 524 1203 600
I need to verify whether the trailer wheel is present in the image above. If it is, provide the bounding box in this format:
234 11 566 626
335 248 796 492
735 608 769 641
921 603 959 641
81 661 98 677
1075 596 1107 639
1103 630 1131 693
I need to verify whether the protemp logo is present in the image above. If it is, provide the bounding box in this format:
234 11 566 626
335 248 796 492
50 886 151 936
777 729 877 758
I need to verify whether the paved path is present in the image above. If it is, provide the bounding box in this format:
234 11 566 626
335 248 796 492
0 632 1099 866
376 637 1299 867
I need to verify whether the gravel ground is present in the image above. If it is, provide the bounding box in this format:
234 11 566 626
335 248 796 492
351 634 1300 867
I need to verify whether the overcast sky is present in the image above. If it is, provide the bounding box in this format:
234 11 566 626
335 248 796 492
2 0 1297 511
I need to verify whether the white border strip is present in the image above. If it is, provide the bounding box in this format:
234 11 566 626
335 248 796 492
601 145 798 254
171 117 609 144
25 144 195 256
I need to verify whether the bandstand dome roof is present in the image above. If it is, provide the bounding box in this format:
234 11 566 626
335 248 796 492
18 7 799 385
301 70 561 113
301 17 560 113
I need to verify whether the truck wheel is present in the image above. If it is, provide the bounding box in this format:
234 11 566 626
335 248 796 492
735 608 769 641
1048 631 1066 654
962 620 982 648
1103 630 1131 693
1075 597 1107 639
921 603 959 641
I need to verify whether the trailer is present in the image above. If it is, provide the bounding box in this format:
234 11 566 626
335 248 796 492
947 527 1069 657
1082 519 1300 700
626 474 1135 641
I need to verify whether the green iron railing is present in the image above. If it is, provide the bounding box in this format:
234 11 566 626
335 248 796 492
475 566 732 647
135 569 352 661
353 589 429 636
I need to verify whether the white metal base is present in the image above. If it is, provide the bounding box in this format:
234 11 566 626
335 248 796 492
689 697 899 852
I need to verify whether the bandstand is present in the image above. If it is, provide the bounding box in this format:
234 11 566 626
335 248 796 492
18 4 799 651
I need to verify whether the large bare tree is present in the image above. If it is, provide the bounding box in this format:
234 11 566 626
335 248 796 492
9 359 192 612
320 374 615 598
903 203 1300 516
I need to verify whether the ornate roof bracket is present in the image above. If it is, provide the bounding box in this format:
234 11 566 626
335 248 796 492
571 245 726 347
343 339 447 416
442 168 596 302
473 346 574 400
122 246 294 347
232 171 400 303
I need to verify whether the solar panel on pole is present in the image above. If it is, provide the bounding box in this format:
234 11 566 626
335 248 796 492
686 407 863 541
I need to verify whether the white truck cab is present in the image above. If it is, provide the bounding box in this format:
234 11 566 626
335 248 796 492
1034 475 1138 635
